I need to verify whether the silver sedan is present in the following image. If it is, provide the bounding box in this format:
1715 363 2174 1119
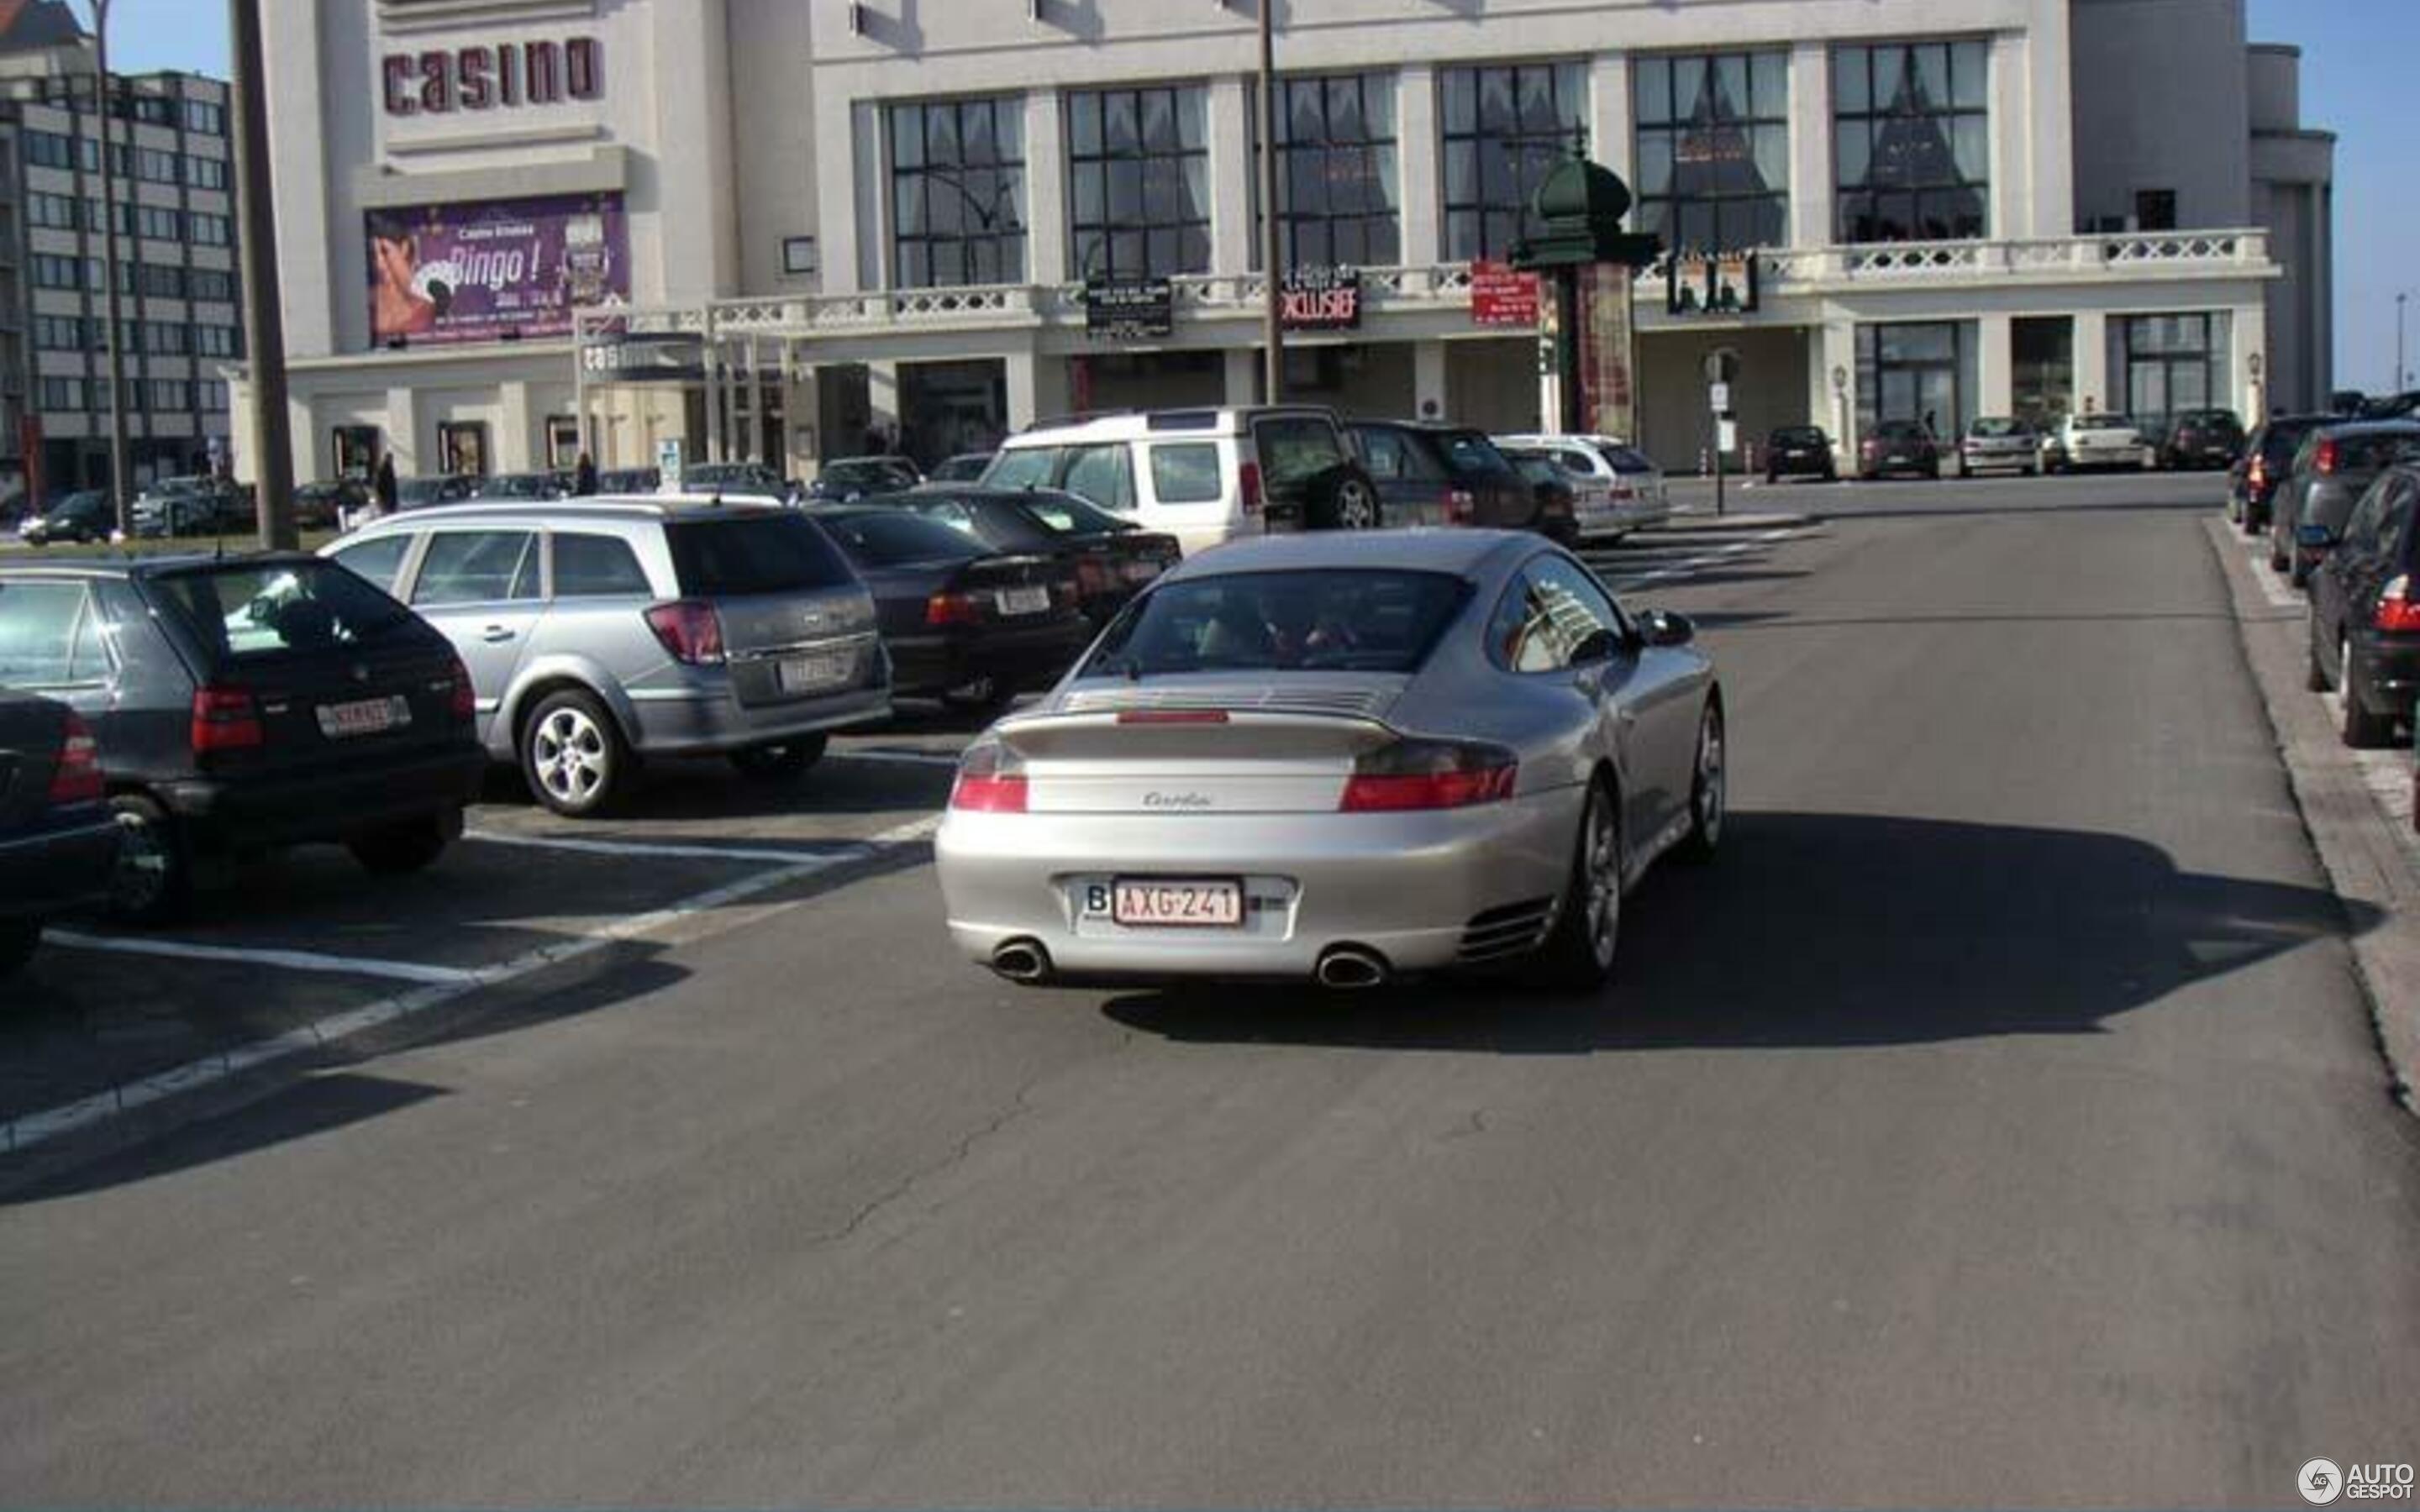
934 530 1727 990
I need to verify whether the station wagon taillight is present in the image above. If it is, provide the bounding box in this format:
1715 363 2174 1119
1339 738 1518 811
47 710 103 805
190 684 263 754
2375 575 2420 633
2315 438 2341 475
644 600 726 664
949 738 1028 812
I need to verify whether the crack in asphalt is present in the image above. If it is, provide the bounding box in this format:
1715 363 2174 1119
809 1074 1050 1248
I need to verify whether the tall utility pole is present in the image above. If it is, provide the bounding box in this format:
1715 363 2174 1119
87 0 133 538
228 0 295 548
2398 292 2409 394
1256 0 1282 404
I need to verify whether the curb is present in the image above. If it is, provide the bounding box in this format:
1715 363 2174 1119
1652 510 1820 533
2203 514 2420 1115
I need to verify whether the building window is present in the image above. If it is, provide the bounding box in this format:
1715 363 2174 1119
2012 316 2074 428
34 314 91 350
199 381 228 412
1855 320 1977 438
1259 72 1400 270
1634 52 1788 255
149 379 190 412
189 267 234 302
1067 85 1210 281
185 98 224 135
438 421 491 476
137 205 182 241
2112 312 2230 432
135 147 180 185
1833 40 1990 243
2133 189 2176 232
187 155 229 191
144 321 188 355
1440 61 1587 261
38 376 87 411
195 324 238 358
25 130 76 170
189 212 231 246
887 97 1027 289
32 254 82 289
141 263 184 299
28 191 78 229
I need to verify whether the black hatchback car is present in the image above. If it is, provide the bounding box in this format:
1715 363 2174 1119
2306 463 2420 748
2229 414 2328 533
2158 408 2246 470
810 507 1091 709
1346 421 1539 531
0 690 118 979
0 555 486 921
1765 425 1838 483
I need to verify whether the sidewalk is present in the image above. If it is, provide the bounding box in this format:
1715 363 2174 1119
2206 514 2420 1114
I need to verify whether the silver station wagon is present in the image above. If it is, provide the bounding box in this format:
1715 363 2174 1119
325 498 890 815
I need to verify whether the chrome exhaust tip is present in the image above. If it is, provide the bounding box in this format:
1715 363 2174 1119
991 939 1053 984
1315 946 1392 990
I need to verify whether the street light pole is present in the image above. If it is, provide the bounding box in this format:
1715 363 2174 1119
87 0 133 538
1256 0 1282 403
2398 292 2409 394
228 0 296 548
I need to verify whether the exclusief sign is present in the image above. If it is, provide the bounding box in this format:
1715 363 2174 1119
383 38 603 117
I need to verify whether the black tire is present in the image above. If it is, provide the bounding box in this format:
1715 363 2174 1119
2338 638 2395 748
1314 474 1381 532
0 919 39 980
1530 780 1623 991
1677 698 1726 863
349 817 451 875
2269 533 2291 574
520 687 631 817
729 734 829 780
107 793 190 926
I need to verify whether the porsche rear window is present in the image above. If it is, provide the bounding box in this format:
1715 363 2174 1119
1081 570 1469 678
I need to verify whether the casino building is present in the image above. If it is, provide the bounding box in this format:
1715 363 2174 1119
252 0 2333 483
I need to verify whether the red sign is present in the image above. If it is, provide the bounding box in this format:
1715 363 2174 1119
384 39 602 117
1470 259 1540 328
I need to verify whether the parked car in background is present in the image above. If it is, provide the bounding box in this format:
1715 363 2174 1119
292 479 369 533
861 487 1181 624
986 407 1380 553
812 507 1092 709
925 453 996 485
2046 413 2153 473
0 555 485 922
683 461 791 499
2306 461 2420 748
1493 433 1673 537
596 467 662 494
131 476 245 538
397 475 480 512
325 499 890 815
2267 420 2420 584
473 471 568 504
2229 414 2328 533
17 490 114 547
1347 421 1539 533
1858 420 1943 480
1956 417 2041 478
0 689 118 980
1494 447 1583 546
1761 425 1839 484
2158 408 2246 470
934 529 1726 990
808 456 922 502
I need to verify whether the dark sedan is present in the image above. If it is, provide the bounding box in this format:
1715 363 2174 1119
0 555 486 922
811 507 1091 709
292 479 369 532
0 690 119 979
860 487 1181 624
1858 420 1942 480
811 456 923 502
1346 421 1538 530
16 490 114 547
2228 414 2328 533
2267 420 2420 584
2307 462 2420 748
2160 408 2246 470
1765 425 1838 483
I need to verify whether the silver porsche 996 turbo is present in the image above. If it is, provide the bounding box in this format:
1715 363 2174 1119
934 529 1726 990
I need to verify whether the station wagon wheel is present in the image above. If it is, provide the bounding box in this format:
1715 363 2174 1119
107 794 189 926
523 689 629 816
1680 698 1726 862
1530 780 1622 991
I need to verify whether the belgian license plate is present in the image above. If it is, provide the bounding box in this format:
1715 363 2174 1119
995 586 1051 617
316 695 410 739
1109 878 1244 928
777 651 853 693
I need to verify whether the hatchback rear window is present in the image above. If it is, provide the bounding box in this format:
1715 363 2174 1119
666 516 855 596
150 562 414 664
2328 432 2420 472
1082 570 1470 678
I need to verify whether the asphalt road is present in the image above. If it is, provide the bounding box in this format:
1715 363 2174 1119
5 473 2417 1506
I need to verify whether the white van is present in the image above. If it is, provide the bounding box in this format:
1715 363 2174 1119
981 407 1381 559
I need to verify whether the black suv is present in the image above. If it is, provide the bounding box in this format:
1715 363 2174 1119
2307 463 2420 748
0 554 486 921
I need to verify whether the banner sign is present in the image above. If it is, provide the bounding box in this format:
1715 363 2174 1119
579 332 706 385
1281 266 1361 331
1085 278 1175 340
1470 259 1541 328
367 192 628 347
1578 264 1637 443
1665 249 1761 316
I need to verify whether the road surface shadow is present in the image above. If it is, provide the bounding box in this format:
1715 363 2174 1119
1102 810 2375 1053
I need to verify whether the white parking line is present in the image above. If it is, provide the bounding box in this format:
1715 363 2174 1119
832 748 966 769
39 932 478 986
465 829 849 867
1593 528 1805 591
3 812 947 1156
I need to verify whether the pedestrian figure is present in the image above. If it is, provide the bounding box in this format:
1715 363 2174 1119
373 451 400 517
574 451 599 496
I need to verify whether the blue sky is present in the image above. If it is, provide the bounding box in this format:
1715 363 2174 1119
93 0 2412 396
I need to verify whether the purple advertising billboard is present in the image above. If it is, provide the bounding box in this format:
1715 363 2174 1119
366 192 627 346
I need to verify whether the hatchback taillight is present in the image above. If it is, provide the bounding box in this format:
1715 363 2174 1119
2375 575 2420 633
1339 739 1518 812
2249 454 2270 491
190 684 263 755
47 710 103 805
644 600 726 664
445 655 476 722
2316 438 2341 475
949 738 1028 812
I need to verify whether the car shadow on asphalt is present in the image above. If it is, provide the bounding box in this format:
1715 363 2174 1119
476 753 956 821
1100 810 2378 1054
